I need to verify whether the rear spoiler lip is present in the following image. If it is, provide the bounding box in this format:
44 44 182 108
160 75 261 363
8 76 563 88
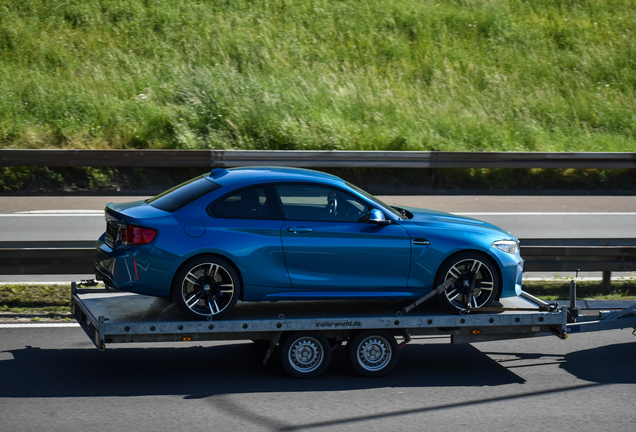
105 200 169 220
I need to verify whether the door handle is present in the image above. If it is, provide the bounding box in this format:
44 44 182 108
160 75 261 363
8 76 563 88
288 226 313 234
412 238 430 245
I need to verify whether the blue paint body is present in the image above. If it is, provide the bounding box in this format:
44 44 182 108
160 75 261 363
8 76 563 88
95 167 524 303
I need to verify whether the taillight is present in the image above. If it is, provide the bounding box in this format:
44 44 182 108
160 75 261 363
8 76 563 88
120 225 157 246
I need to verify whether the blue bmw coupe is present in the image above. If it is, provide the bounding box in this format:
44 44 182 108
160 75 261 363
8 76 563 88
96 167 524 320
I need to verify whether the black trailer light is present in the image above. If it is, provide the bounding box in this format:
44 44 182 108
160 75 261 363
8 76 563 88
182 337 192 341
472 329 481 335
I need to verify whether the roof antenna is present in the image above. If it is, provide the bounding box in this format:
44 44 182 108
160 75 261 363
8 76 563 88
210 168 229 178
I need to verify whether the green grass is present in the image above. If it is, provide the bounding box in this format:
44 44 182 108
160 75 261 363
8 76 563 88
0 280 633 321
523 279 636 300
0 284 72 319
0 0 635 153
0 284 70 307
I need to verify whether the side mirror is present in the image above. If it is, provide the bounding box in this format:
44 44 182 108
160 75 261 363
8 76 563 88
369 209 391 225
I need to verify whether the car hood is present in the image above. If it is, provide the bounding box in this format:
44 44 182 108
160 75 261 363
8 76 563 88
399 206 513 238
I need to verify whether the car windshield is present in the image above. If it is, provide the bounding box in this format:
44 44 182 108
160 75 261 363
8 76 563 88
345 181 404 219
147 176 220 212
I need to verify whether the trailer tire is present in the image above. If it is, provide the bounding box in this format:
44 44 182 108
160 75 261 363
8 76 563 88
280 332 331 379
346 330 399 377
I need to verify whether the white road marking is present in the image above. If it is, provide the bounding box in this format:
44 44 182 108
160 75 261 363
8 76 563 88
0 213 103 217
1 211 635 217
456 212 636 216
15 210 104 214
0 323 79 328
0 209 103 218
0 281 95 285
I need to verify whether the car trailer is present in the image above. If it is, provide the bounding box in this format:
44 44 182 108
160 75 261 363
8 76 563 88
70 279 636 379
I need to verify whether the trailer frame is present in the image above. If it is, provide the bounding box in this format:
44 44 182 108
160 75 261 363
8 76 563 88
70 281 636 378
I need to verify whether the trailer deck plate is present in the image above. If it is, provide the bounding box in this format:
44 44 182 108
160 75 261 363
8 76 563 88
71 289 569 348
74 291 552 324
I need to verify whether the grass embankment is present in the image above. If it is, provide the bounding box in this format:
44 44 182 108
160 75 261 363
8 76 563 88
1 0 634 152
2 0 634 191
523 279 636 301
1 281 634 321
0 284 73 319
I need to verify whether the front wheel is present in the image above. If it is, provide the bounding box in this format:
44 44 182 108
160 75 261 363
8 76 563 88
435 252 500 313
280 332 331 379
172 255 241 320
346 330 399 378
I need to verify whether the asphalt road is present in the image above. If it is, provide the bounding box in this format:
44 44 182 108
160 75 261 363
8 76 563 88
0 325 634 432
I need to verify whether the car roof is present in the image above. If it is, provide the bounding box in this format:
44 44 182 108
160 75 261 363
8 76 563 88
207 167 346 189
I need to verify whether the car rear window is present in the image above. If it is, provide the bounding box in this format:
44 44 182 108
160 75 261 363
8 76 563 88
147 176 220 212
208 185 284 220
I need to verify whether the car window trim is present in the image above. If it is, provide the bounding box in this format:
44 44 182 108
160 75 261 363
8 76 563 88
206 181 399 223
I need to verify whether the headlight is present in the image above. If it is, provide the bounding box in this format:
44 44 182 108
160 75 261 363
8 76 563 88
492 240 519 254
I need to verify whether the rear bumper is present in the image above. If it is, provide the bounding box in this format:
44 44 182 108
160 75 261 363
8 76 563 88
95 235 174 298
95 239 138 290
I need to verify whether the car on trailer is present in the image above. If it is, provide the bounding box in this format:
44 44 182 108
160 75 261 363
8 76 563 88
95 167 524 320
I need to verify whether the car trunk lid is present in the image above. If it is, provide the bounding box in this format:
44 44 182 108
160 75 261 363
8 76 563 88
104 200 169 247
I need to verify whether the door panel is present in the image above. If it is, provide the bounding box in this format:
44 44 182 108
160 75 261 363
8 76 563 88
281 220 411 290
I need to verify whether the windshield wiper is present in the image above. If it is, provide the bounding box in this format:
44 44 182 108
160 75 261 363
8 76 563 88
392 206 407 220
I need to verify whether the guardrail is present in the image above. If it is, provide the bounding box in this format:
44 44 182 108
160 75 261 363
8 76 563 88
2 239 634 293
1 149 635 169
0 241 95 276
521 239 636 293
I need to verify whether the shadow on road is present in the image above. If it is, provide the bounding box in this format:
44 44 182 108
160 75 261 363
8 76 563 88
482 341 636 384
2 336 633 399
1 341 524 398
561 341 636 384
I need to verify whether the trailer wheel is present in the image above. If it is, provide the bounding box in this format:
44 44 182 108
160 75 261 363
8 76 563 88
280 332 331 379
346 330 399 377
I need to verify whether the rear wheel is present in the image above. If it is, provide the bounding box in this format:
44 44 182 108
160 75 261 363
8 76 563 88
173 255 241 320
346 330 399 377
280 332 331 379
436 252 499 313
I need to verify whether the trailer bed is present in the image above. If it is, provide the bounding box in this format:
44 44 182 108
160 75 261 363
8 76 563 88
71 281 636 377
71 285 568 350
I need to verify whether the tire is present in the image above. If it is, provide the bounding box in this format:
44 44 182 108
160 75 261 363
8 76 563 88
435 252 500 313
172 255 241 320
346 330 399 378
280 332 331 379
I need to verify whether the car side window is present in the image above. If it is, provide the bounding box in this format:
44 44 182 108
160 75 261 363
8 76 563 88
208 186 283 220
275 185 369 222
